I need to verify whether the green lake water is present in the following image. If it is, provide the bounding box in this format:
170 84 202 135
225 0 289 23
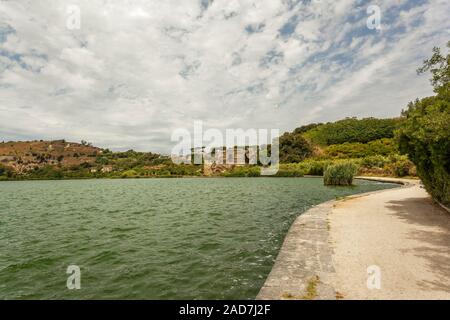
0 177 397 299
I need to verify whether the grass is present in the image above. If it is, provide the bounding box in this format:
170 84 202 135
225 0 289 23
280 275 320 300
281 292 295 299
335 291 345 300
301 275 320 300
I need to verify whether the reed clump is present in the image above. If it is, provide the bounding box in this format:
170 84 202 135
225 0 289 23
323 162 358 186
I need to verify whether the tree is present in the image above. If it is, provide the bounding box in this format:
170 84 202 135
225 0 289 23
303 117 402 145
293 123 322 135
279 133 313 163
417 41 450 97
397 42 450 206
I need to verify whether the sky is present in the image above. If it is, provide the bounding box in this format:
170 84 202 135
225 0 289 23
0 0 449 153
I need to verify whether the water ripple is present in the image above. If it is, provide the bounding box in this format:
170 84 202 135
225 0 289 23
0 177 396 299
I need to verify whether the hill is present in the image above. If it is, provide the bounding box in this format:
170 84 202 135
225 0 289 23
0 116 414 180
300 117 403 146
0 140 102 173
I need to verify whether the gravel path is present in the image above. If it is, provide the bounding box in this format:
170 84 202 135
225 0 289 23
330 178 450 299
257 177 450 300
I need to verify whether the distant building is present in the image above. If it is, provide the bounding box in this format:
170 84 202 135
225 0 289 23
101 165 113 173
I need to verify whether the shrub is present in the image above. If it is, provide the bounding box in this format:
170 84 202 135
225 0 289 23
324 138 398 158
391 161 412 177
222 166 261 177
28 165 63 179
274 170 301 177
323 162 358 186
360 155 390 168
279 132 313 163
275 164 304 177
385 155 415 177
0 164 13 178
121 169 138 178
397 43 450 205
246 166 261 177
297 160 332 176
95 156 109 165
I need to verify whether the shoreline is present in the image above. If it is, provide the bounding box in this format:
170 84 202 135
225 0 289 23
256 177 419 300
0 174 419 182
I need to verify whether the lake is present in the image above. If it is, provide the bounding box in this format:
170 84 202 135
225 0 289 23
0 177 396 299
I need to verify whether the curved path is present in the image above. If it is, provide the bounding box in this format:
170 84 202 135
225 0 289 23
257 177 450 300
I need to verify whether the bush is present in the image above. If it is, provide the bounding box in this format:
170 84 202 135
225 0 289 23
297 160 332 176
121 169 138 178
222 166 261 177
397 43 450 206
323 162 358 186
274 170 302 177
385 155 415 177
391 161 411 177
324 138 397 158
28 166 63 180
398 96 449 200
360 155 390 168
279 132 313 163
275 164 304 177
0 164 13 178
246 166 261 177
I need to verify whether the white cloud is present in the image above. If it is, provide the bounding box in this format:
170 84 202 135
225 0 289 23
0 0 449 152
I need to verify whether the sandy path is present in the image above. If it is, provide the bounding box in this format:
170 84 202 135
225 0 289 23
330 179 450 299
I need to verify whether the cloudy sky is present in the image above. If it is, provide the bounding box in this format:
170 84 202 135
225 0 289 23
0 0 449 152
